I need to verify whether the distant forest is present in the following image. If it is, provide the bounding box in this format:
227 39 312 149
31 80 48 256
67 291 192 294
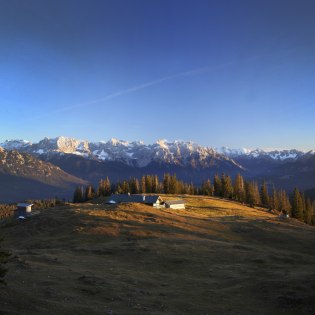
73 173 315 226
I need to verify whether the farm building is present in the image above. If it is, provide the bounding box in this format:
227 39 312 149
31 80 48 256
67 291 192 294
15 203 33 218
107 194 164 207
165 200 185 209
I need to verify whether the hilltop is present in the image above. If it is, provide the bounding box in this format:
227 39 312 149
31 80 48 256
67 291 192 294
1 196 315 314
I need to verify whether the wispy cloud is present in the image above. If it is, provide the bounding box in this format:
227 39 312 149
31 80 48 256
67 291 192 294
32 63 233 120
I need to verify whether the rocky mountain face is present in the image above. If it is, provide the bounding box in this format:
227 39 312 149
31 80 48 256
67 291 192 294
1 137 244 169
0 147 87 202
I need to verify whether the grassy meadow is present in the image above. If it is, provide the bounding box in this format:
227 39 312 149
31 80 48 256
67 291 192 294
0 195 315 314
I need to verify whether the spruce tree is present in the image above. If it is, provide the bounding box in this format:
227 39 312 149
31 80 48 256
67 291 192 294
304 198 313 225
278 190 291 215
213 174 222 197
245 181 260 207
85 185 95 201
222 174 233 199
141 176 146 193
201 179 213 196
104 177 111 196
169 174 178 194
291 188 304 220
163 173 171 194
260 181 270 207
270 185 279 211
152 175 159 193
73 186 84 203
233 173 245 202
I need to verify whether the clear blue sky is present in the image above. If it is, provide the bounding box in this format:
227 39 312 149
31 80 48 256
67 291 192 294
0 0 314 150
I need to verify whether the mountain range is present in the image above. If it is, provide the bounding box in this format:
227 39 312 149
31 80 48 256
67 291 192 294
0 136 314 202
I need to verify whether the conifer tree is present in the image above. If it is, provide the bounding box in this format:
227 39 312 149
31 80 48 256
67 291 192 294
85 185 95 201
277 190 291 214
260 181 270 207
73 186 84 203
152 175 159 193
291 188 304 220
97 179 104 196
221 174 233 199
201 179 213 196
213 174 222 197
304 198 313 225
141 176 146 193
129 178 140 194
245 181 255 207
144 175 151 193
270 185 279 211
104 177 111 196
233 173 245 202
163 173 171 194
121 180 130 194
169 174 178 194
244 181 260 207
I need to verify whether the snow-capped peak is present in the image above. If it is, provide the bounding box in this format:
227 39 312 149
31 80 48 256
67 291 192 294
0 139 31 150
156 139 169 149
0 136 313 166
215 146 252 156
108 138 127 146
217 146 305 161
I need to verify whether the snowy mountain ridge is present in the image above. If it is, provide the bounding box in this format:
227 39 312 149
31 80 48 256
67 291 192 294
215 146 307 160
0 136 313 167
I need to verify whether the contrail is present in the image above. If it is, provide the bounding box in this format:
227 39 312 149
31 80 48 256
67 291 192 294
33 62 233 119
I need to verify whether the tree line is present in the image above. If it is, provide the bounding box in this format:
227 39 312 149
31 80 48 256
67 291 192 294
73 173 315 225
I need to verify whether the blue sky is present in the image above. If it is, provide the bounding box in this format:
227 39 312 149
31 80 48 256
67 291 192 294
0 0 314 150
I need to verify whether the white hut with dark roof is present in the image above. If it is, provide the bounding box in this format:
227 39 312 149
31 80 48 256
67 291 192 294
165 200 185 209
15 203 33 218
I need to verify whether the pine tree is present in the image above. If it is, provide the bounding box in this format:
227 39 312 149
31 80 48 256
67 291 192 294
121 180 130 194
277 190 291 215
85 185 95 201
233 173 245 202
213 174 222 197
97 179 104 196
141 176 146 193
304 198 313 225
73 186 84 203
270 185 279 211
201 179 213 196
221 174 233 199
104 177 111 196
291 188 304 220
260 181 270 207
169 174 178 194
129 178 140 194
245 181 260 207
152 175 159 193
163 173 171 194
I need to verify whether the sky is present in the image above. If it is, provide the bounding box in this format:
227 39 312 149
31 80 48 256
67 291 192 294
0 0 314 150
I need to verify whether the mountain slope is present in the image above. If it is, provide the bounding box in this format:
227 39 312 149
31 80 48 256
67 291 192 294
0 148 87 202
